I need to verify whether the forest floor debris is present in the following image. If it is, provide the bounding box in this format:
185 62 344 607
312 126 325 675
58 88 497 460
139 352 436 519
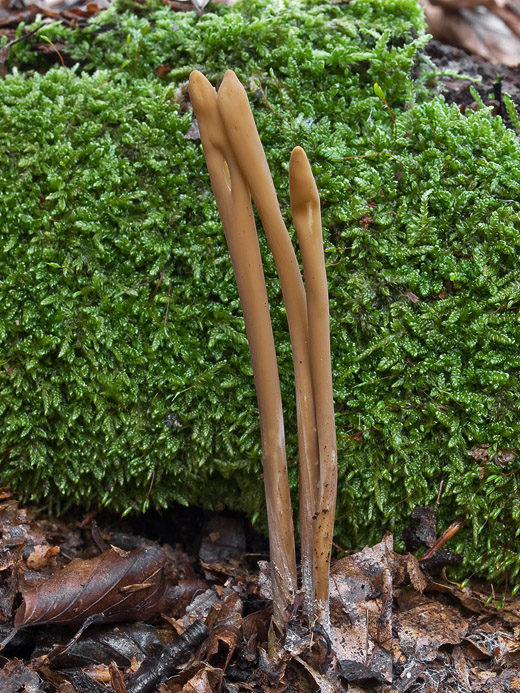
0 490 518 691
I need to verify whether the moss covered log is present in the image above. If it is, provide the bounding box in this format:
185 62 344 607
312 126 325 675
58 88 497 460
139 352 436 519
2 0 520 584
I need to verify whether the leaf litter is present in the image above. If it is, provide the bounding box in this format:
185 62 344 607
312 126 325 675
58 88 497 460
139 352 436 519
0 490 518 691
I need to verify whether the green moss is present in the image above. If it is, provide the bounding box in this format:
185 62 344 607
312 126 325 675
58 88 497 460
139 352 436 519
1 0 520 585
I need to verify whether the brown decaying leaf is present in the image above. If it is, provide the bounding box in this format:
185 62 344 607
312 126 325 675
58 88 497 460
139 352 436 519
427 577 520 624
181 588 220 630
404 290 419 303
26 544 61 571
15 546 173 627
329 533 395 684
405 553 428 594
183 663 224 692
394 591 468 662
293 655 337 693
109 661 127 693
155 64 172 79
467 443 516 467
0 658 45 691
451 644 471 690
202 590 242 671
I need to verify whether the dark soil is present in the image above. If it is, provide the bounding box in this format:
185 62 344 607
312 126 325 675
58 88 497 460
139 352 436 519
425 38 520 114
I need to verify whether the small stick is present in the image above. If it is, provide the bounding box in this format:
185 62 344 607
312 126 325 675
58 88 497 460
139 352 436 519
125 620 209 693
217 71 319 617
189 71 297 624
290 146 337 627
421 519 465 561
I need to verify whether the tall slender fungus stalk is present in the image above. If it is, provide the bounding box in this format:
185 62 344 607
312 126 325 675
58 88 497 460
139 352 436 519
290 146 337 625
189 69 337 630
217 71 319 617
189 71 297 625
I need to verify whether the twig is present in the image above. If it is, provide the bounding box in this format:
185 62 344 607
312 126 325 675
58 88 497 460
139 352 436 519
125 620 209 693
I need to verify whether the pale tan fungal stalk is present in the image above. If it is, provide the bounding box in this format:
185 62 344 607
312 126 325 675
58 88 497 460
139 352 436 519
217 71 320 613
289 146 337 625
189 69 337 630
189 71 297 624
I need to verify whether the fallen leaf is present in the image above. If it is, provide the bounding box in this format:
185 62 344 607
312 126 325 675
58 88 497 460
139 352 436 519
406 553 427 593
422 0 520 66
394 596 468 661
203 590 242 670
451 645 470 690
467 443 516 466
15 546 172 627
183 663 223 692
0 658 44 692
329 533 395 684
26 544 60 570
155 64 172 78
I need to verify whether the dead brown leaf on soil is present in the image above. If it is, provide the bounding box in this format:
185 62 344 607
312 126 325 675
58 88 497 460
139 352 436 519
14 545 174 628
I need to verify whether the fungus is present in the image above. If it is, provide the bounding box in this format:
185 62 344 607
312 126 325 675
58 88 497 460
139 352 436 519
289 146 337 625
189 70 337 629
188 71 297 625
216 71 319 618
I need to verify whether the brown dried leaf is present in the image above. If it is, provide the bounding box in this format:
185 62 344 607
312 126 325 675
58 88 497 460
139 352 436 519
241 608 270 662
423 0 520 65
258 645 288 687
404 290 419 303
203 590 242 671
394 596 468 661
156 64 172 78
426 579 485 613
467 443 516 465
451 645 471 690
0 658 44 691
406 553 427 594
26 544 60 570
108 661 126 693
182 588 220 629
204 624 240 671
15 546 172 627
427 578 520 623
182 663 223 692
471 668 520 691
329 533 395 684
